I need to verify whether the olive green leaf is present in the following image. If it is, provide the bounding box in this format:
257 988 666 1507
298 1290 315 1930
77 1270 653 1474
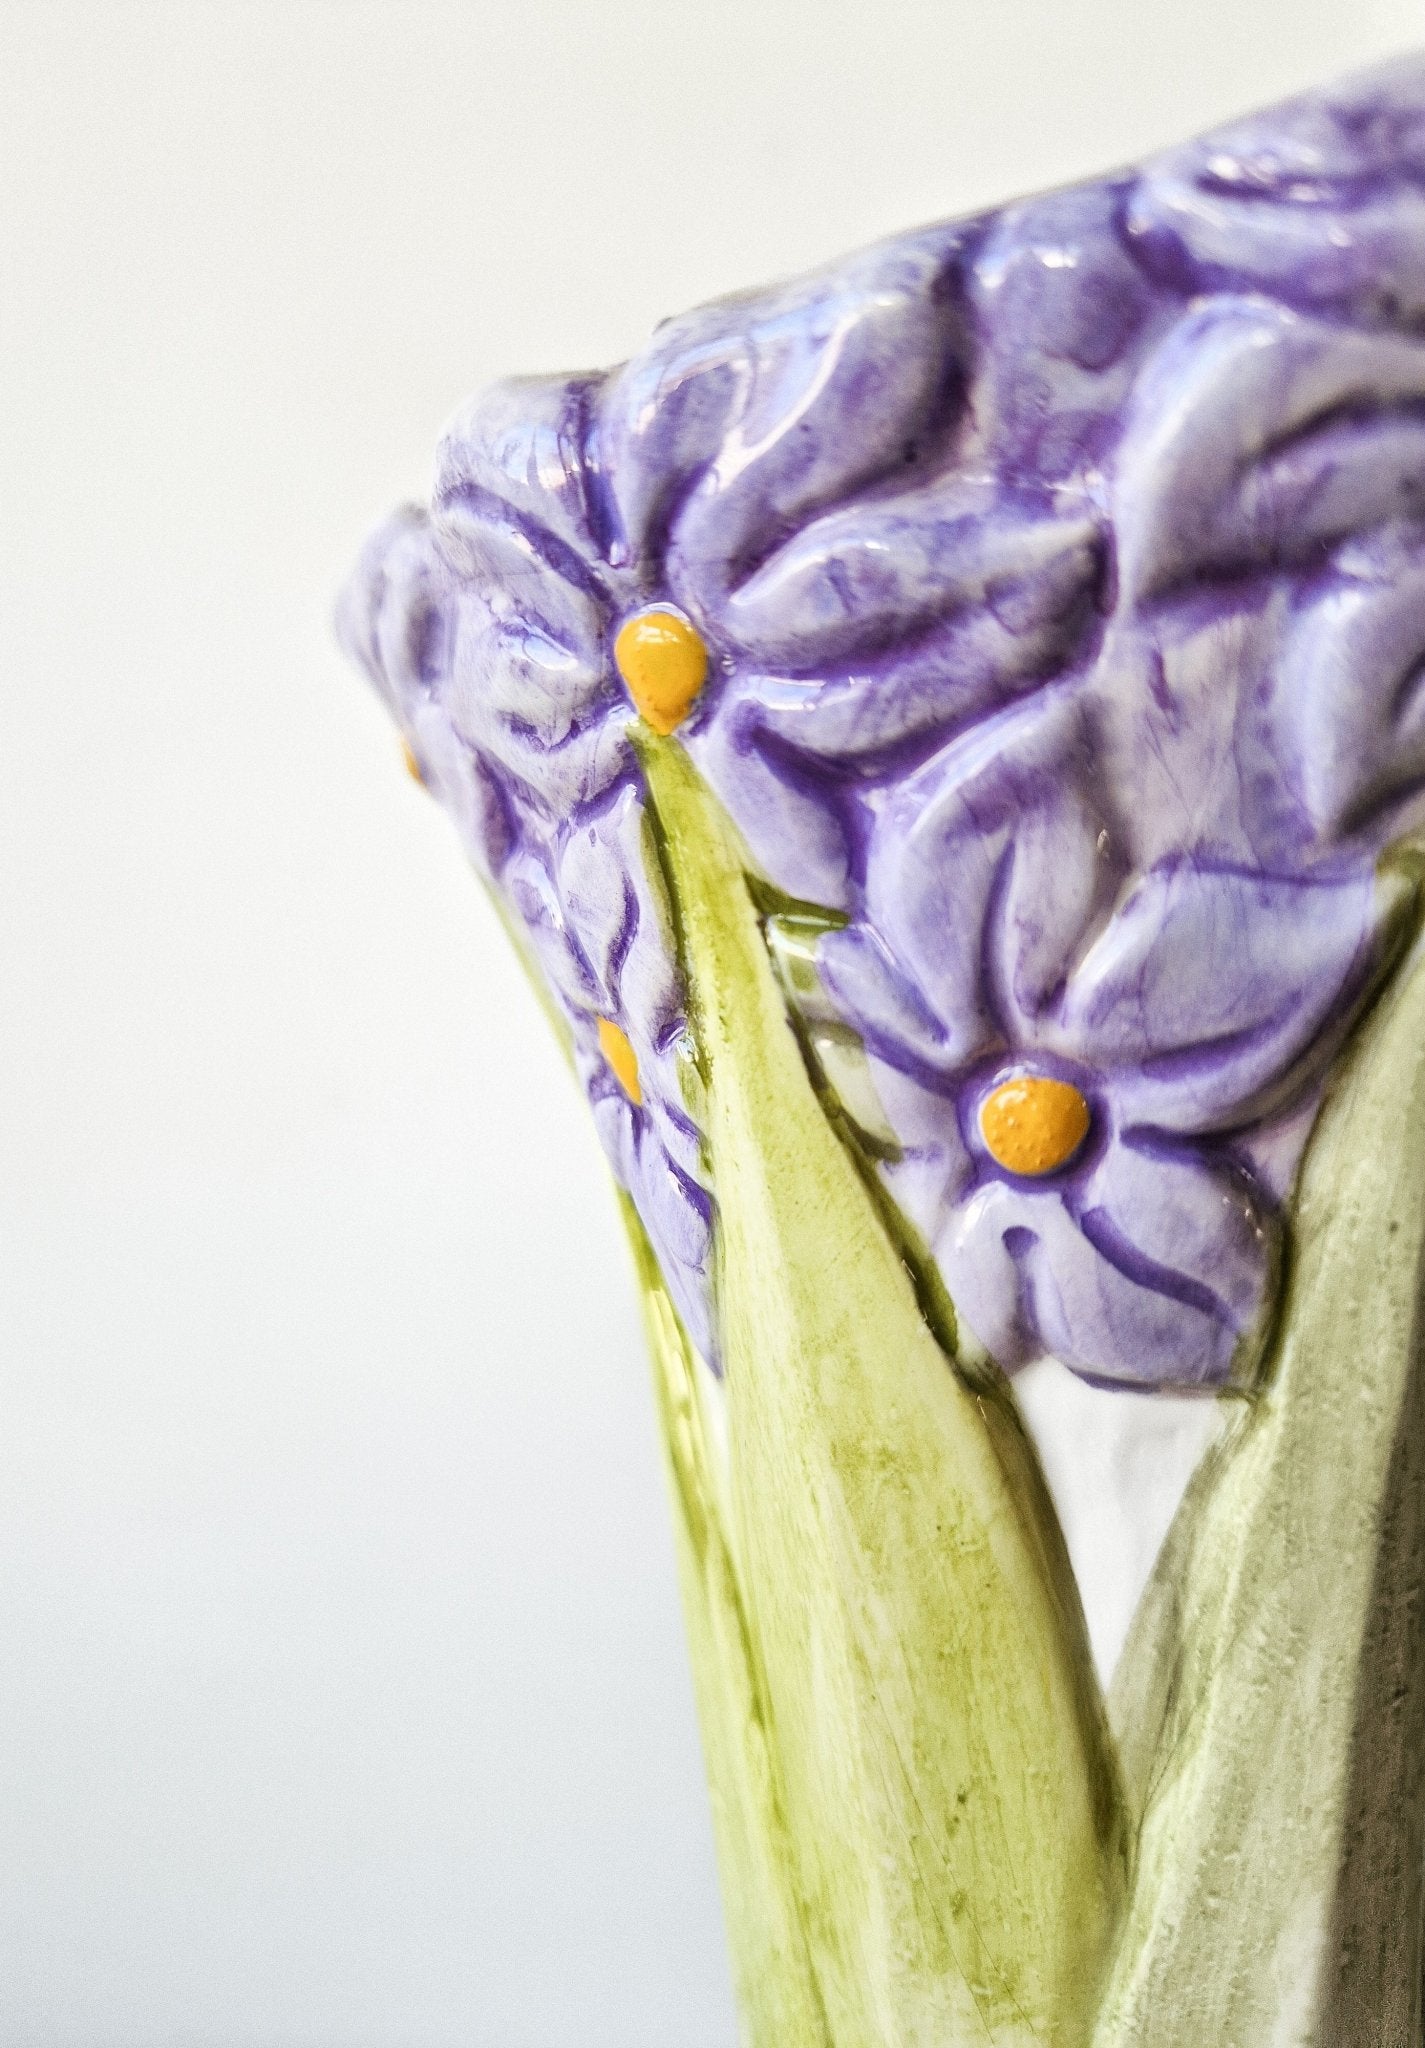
1098 873 1425 2048
638 733 1125 2048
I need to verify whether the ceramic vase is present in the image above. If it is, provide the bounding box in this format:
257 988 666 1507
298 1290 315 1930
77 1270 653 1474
338 56 1425 2045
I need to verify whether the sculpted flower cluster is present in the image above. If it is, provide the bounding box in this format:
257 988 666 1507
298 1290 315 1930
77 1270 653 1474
340 55 1425 1388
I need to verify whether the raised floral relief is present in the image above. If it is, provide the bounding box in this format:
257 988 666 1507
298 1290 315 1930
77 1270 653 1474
339 55 1425 2047
341 58 1425 1394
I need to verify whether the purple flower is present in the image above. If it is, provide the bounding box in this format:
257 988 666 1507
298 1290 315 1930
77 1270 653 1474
501 797 714 1363
1126 54 1425 319
806 689 1394 1387
339 54 1425 1391
336 491 716 1362
336 506 516 876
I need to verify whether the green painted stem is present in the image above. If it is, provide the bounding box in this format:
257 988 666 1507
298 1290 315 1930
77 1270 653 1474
638 734 1125 2048
627 1213 832 2044
1100 883 1425 2048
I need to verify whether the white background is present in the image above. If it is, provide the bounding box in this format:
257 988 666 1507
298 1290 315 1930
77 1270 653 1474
3 4 1421 2043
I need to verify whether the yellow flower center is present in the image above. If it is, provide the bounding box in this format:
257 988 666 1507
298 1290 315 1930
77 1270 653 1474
980 1074 1091 1178
597 1017 642 1104
613 608 708 734
401 737 425 785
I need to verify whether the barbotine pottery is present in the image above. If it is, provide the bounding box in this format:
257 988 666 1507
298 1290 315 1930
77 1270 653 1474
338 56 1425 2046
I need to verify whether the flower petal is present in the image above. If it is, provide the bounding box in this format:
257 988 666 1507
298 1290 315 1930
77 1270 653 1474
719 481 1101 673
443 592 628 817
591 1089 715 1364
500 847 600 1019
1276 530 1425 844
435 373 611 574
860 692 1121 1058
685 705 853 909
815 924 961 1075
334 507 513 875
1126 57 1425 317
1050 858 1383 1129
1113 299 1425 607
702 492 1104 787
969 181 1158 476
559 781 685 1049
1074 1134 1276 1363
506 808 717 1364
596 230 967 615
941 1139 1272 1389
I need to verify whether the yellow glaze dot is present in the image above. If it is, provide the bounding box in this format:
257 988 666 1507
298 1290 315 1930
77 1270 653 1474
597 1017 642 1105
613 608 708 735
401 737 425 786
980 1074 1091 1178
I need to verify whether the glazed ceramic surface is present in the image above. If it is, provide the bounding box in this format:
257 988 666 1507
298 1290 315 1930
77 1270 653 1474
339 56 1425 2047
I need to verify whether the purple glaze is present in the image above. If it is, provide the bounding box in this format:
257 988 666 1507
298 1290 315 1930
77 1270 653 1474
338 55 1425 1389
337 499 715 1360
503 805 715 1364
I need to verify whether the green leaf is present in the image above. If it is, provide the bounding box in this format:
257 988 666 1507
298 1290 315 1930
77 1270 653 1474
626 1210 833 2046
639 734 1125 2048
1098 879 1425 2047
